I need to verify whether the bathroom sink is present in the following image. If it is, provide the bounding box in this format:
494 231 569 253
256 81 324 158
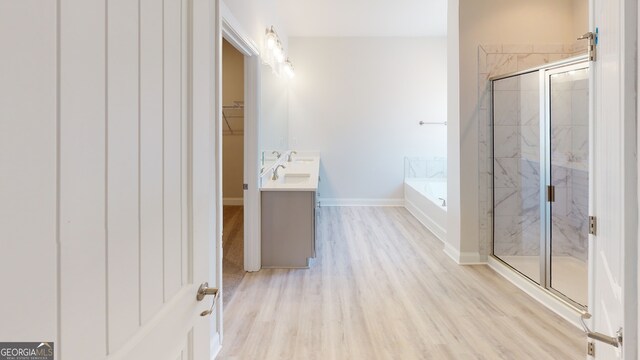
283 173 311 184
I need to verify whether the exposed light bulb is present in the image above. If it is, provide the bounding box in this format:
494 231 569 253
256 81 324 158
284 58 295 78
274 43 285 63
266 36 275 49
265 26 278 50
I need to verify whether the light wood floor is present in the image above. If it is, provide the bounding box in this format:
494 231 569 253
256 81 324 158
218 206 585 359
223 205 245 307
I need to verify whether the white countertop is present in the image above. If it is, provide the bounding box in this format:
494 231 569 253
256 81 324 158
260 153 320 192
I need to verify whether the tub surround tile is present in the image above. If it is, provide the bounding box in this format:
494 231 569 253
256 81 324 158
405 157 447 179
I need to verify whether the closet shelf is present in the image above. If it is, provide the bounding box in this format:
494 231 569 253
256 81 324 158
223 100 244 135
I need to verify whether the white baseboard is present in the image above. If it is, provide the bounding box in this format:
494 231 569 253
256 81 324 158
488 256 582 330
442 242 486 265
320 198 405 207
443 242 460 263
223 197 243 206
404 199 447 243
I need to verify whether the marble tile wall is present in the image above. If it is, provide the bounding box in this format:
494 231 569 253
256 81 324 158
478 43 588 260
550 73 589 261
405 156 447 179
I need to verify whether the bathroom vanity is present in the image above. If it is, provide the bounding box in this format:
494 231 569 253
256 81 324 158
260 152 320 268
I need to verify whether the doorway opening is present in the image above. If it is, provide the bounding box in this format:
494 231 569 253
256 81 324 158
221 38 246 307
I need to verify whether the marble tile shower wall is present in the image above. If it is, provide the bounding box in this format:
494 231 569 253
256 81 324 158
550 76 589 261
477 43 587 260
492 72 542 257
405 157 447 179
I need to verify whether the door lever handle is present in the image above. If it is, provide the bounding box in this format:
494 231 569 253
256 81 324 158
197 282 219 317
580 311 623 348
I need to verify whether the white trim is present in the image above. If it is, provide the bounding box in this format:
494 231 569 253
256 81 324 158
442 243 485 265
443 242 460 263
222 197 243 206
220 2 259 56
242 56 261 272
219 5 262 273
488 256 583 330
320 198 405 207
213 0 224 348
404 198 447 243
210 332 221 360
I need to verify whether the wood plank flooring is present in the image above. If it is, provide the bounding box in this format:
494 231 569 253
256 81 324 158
223 205 245 307
218 206 585 359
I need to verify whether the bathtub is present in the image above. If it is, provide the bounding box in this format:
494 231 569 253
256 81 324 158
404 178 447 242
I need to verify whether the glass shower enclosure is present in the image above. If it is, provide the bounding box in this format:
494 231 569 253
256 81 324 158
491 56 590 309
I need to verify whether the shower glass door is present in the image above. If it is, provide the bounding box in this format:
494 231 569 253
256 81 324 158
491 57 590 309
546 64 589 307
492 71 542 284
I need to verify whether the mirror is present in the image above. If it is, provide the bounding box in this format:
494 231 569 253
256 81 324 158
260 63 289 171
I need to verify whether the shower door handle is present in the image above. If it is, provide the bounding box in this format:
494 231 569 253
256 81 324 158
547 185 555 202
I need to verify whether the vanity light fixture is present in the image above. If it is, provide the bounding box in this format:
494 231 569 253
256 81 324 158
263 25 295 78
283 58 295 78
265 26 278 50
274 40 285 63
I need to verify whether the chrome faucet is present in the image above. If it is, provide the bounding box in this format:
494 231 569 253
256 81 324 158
272 164 286 180
438 197 446 207
287 150 297 162
272 150 281 159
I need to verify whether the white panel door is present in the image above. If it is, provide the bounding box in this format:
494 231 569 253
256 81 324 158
591 0 636 358
0 0 58 346
58 0 220 359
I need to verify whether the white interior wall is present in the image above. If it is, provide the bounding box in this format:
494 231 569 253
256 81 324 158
572 0 589 37
222 39 244 200
288 37 447 203
450 0 588 262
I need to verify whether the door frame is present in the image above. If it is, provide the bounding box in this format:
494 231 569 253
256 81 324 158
218 2 261 276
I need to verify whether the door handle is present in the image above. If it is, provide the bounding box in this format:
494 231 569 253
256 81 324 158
197 282 219 317
580 312 623 348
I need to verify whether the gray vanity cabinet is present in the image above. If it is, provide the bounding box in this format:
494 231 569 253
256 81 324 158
261 190 317 268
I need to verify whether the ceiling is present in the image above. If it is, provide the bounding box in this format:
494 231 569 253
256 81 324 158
276 0 448 37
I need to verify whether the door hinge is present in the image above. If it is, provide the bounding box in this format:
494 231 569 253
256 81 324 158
243 183 248 190
577 31 597 61
589 216 597 235
587 341 595 356
547 185 555 202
